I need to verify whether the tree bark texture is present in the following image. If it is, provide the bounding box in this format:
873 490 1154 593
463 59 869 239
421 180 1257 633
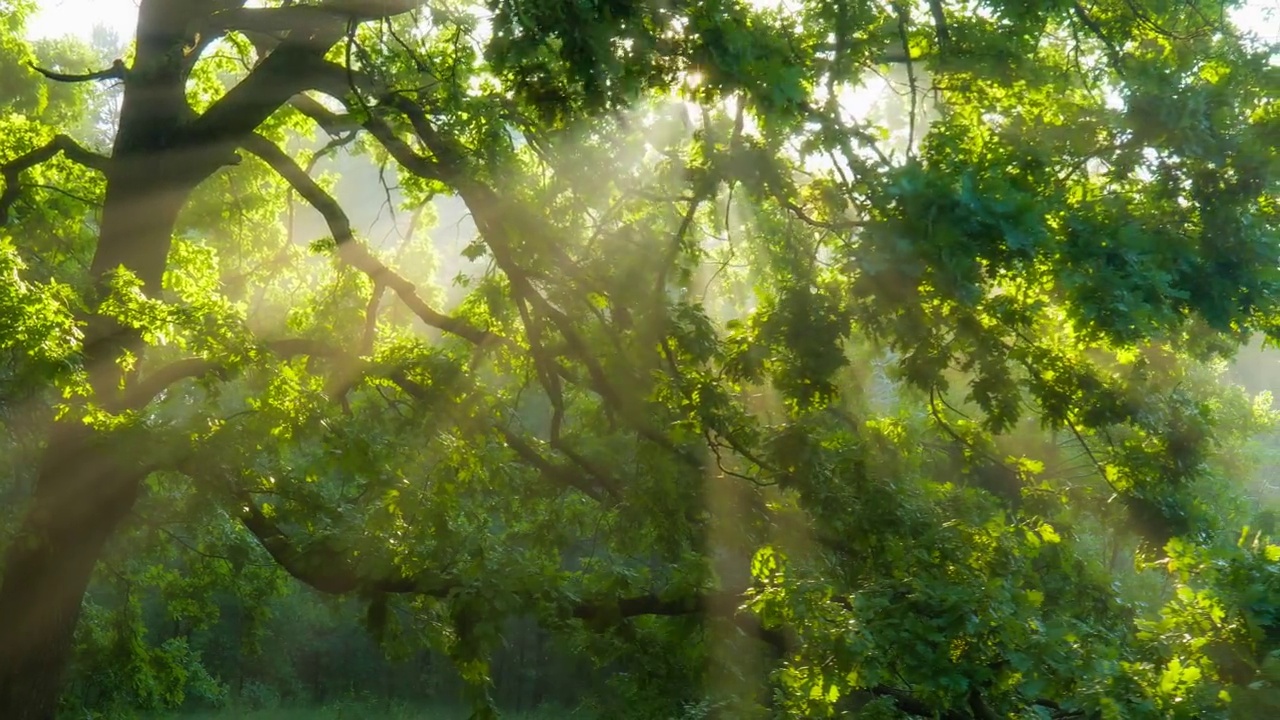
0 2 212 715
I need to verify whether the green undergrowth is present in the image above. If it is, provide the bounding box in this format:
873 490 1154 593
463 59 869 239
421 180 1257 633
152 704 594 720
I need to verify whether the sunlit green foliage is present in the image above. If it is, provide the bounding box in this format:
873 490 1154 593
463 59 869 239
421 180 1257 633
1 0 1279 718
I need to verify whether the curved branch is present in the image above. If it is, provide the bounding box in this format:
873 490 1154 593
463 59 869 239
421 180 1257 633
240 133 640 505
360 95 709 469
239 497 451 595
121 338 347 411
28 59 125 84
186 0 424 153
123 358 220 410
227 478 728 624
0 135 110 226
208 0 427 37
240 133 492 347
276 61 703 468
288 94 363 135
234 484 770 638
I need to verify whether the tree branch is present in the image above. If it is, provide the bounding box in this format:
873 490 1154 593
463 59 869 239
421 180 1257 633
269 131 646 500
28 59 126 83
121 338 347 411
239 134 648 505
232 486 769 640
1071 1 1126 74
218 473 731 629
281 60 703 468
0 135 111 226
283 62 445 180
862 686 968 720
237 133 640 522
497 427 622 503
927 0 951 50
239 132 492 347
357 95 710 470
239 496 452 595
122 358 219 410
179 2 421 164
183 40 346 156
289 94 363 136
206 0 426 38
894 1 920 157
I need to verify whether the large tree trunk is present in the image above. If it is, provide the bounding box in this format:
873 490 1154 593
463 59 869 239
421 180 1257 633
0 2 207 710
0 428 146 719
0 162 196 717
0 0 396 711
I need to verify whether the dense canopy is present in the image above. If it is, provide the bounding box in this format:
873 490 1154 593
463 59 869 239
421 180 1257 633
0 0 1278 718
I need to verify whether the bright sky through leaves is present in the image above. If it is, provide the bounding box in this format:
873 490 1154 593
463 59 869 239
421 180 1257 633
25 0 1280 43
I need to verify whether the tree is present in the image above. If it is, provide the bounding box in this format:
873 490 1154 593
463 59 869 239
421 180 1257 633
0 0 1277 718
0 2 445 715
